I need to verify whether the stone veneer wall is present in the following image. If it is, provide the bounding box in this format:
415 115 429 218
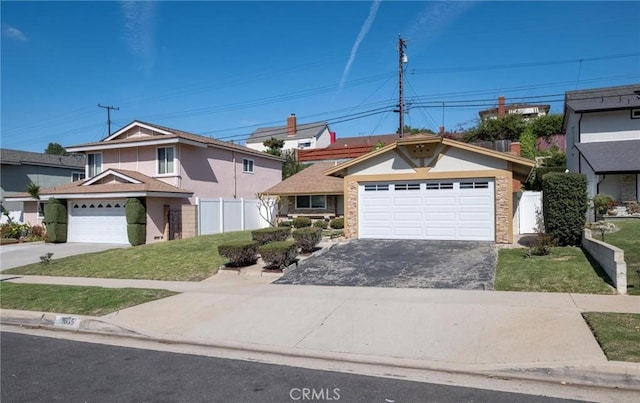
181 204 198 239
494 176 510 243
344 180 359 238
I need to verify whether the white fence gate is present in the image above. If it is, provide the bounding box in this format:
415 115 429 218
518 191 543 234
198 198 273 235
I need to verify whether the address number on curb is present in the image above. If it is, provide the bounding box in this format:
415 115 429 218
54 316 81 329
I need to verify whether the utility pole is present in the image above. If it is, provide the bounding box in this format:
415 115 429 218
396 36 407 138
98 104 119 136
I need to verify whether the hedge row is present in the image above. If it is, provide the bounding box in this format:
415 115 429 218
292 227 322 253
258 241 297 269
43 198 67 243
218 241 259 267
542 172 587 246
251 227 290 245
125 198 146 246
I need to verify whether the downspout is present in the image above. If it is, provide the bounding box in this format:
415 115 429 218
232 150 237 199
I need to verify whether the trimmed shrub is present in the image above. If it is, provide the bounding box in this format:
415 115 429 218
127 224 146 246
218 241 259 267
259 241 297 269
251 227 290 245
1 222 29 239
278 220 293 227
293 227 322 253
46 222 67 243
313 220 328 229
26 224 46 242
125 198 146 224
542 172 587 246
329 217 344 229
44 198 67 224
292 216 312 228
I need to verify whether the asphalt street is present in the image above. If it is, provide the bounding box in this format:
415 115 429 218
1 331 580 403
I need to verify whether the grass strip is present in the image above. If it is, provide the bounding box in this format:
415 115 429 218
0 282 177 316
582 312 640 362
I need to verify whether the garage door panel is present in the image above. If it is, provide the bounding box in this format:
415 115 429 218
360 180 495 241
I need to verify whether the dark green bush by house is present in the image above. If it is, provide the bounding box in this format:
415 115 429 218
542 172 587 246
43 198 67 243
251 227 290 245
292 216 312 228
329 217 344 229
258 240 297 269
218 241 259 267
278 220 293 227
313 220 328 229
125 198 146 246
292 227 322 253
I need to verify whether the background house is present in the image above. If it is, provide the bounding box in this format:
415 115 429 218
0 149 85 220
564 84 640 214
245 114 333 152
298 133 398 164
479 96 550 121
7 121 283 244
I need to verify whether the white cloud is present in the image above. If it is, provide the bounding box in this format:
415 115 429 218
405 1 476 47
120 1 157 72
339 0 382 90
3 25 28 42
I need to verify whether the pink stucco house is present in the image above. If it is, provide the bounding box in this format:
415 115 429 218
10 121 283 244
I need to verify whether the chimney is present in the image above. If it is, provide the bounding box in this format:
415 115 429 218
509 141 521 156
498 96 506 117
287 113 297 136
438 126 445 136
330 131 336 144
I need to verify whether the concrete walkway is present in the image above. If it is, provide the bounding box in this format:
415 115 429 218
2 268 639 392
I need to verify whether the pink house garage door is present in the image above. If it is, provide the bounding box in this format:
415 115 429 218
67 199 129 244
358 180 495 241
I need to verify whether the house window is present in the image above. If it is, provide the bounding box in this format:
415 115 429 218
157 147 175 175
460 181 489 189
364 184 389 191
631 109 640 119
72 172 86 181
298 141 312 149
243 158 254 173
426 182 453 190
296 195 326 209
37 202 45 219
394 183 420 191
87 153 102 177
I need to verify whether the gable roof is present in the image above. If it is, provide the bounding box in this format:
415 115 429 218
5 168 193 201
0 148 85 169
246 121 328 144
325 135 535 180
575 140 640 174
65 121 283 161
263 162 343 196
565 84 640 113
298 134 399 162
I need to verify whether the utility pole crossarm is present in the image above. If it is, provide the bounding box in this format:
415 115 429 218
98 104 120 136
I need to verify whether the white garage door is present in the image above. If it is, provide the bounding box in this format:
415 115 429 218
359 180 495 241
68 199 129 244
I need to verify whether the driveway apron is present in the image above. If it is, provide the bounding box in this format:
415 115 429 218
275 239 497 289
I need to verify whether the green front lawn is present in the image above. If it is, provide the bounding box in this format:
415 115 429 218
601 219 640 295
3 231 252 281
0 282 176 316
495 247 614 294
583 312 640 362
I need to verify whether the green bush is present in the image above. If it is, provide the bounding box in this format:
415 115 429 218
251 227 290 245
44 198 67 224
313 220 328 229
292 216 312 228
542 172 587 246
1 222 29 239
292 227 322 253
218 241 259 267
278 220 293 227
592 194 616 217
329 217 344 229
127 223 146 246
258 241 297 269
125 198 146 224
46 222 67 243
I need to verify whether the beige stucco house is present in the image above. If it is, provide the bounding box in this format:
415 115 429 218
267 135 534 243
8 121 283 244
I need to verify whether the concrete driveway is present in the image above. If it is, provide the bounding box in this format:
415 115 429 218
275 239 497 290
0 242 129 271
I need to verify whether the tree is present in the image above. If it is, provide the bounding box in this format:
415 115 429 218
527 114 563 139
256 193 283 227
463 114 527 143
44 142 68 156
282 149 308 179
26 182 40 200
263 137 284 156
396 125 435 135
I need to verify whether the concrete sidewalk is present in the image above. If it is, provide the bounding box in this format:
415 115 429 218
0 242 128 271
2 270 639 393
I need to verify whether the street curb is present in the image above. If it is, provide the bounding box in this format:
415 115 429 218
2 309 639 393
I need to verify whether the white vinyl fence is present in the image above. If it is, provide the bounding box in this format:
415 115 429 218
518 191 543 234
198 198 274 235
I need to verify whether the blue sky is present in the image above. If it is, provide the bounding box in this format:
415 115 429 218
2 1 639 153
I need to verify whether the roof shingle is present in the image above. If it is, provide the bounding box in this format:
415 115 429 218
264 162 343 195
